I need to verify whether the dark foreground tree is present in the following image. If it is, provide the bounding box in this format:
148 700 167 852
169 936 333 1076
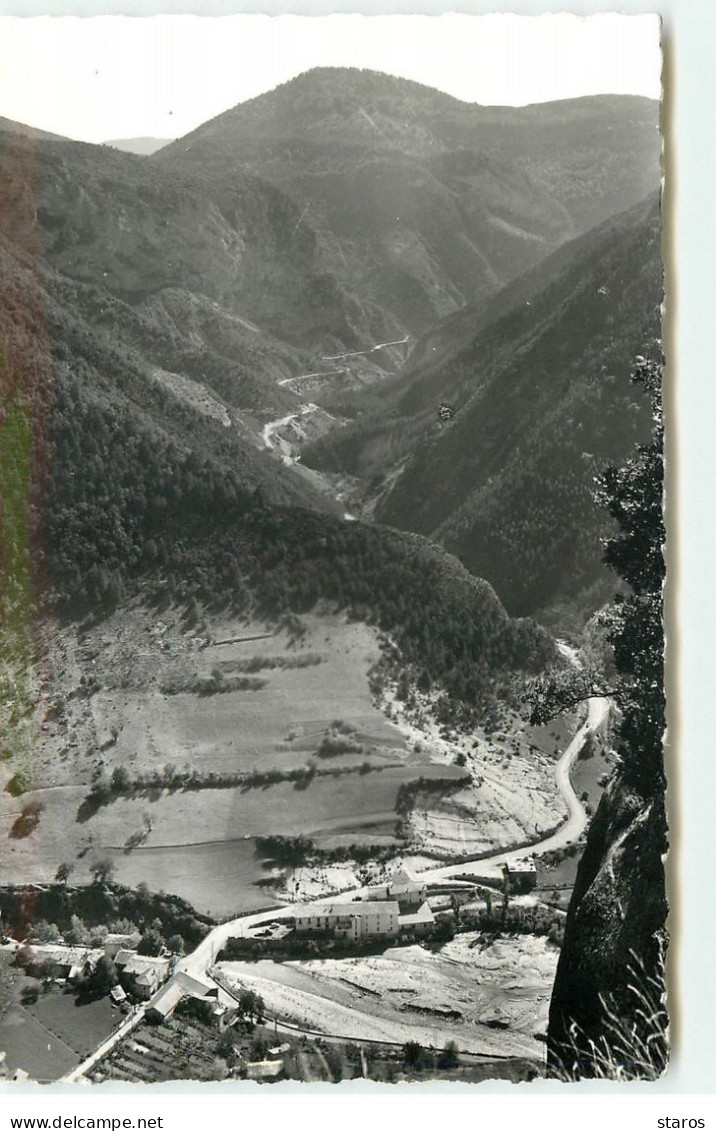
546 354 668 1080
76 955 118 1002
402 1040 425 1070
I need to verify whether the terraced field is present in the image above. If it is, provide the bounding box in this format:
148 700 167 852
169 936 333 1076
0 608 457 915
89 1014 226 1083
1 604 567 917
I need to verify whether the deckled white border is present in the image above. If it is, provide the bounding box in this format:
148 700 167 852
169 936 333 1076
1 0 712 1104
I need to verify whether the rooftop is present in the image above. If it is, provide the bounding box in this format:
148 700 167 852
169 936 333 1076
246 1059 283 1079
299 901 400 918
104 932 141 948
398 901 435 927
390 868 423 887
505 858 537 872
120 954 170 977
147 980 186 1018
27 944 103 966
175 971 216 998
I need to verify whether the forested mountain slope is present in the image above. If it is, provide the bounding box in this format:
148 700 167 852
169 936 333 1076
0 193 554 730
0 69 659 395
0 120 362 369
158 69 660 352
305 192 662 624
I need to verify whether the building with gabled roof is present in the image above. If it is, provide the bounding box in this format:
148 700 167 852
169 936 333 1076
103 932 142 957
364 867 427 909
146 980 186 1024
398 900 435 936
294 901 399 942
24 944 103 980
117 953 170 999
145 971 220 1024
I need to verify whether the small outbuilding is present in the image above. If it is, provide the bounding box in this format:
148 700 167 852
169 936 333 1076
245 1059 284 1081
146 980 186 1024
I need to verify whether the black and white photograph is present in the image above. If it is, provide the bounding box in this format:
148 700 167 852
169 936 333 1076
0 12 666 1086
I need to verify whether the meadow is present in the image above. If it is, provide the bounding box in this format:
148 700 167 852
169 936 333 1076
1 609 463 915
1 604 566 917
0 950 116 1081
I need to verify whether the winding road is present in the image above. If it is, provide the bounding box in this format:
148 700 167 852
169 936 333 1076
276 334 411 389
321 334 410 361
178 694 609 976
65 693 608 1078
418 695 609 885
261 404 319 451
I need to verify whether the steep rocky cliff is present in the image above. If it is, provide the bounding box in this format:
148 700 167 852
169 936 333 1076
547 355 667 1079
547 777 668 1078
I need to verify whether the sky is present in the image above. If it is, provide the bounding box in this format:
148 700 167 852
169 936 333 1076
0 12 661 144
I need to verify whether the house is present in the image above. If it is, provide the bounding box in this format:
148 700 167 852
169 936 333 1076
268 1042 291 1058
502 858 537 891
386 868 427 909
294 901 399 942
103 932 142 958
398 900 435 937
364 868 427 910
146 980 186 1024
25 945 103 981
115 952 169 999
145 971 219 1024
245 1059 284 1081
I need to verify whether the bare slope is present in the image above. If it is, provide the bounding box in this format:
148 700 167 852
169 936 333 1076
158 69 660 350
1 610 557 918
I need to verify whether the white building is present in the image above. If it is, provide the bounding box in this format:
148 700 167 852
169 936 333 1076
398 901 435 937
294 901 399 942
502 858 537 890
245 1059 284 1081
364 867 427 909
115 951 170 999
103 932 142 958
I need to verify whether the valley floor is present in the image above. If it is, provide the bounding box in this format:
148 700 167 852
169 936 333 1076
217 931 556 1061
1 604 572 918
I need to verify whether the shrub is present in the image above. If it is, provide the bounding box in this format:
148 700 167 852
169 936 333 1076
10 801 43 838
5 771 30 797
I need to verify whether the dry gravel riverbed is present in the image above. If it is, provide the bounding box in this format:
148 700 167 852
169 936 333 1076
218 931 557 1060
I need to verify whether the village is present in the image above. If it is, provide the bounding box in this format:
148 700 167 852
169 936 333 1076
0 614 606 1083
0 858 544 1083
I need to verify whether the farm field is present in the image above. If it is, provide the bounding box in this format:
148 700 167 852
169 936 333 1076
89 1012 227 1083
0 951 116 1081
89 1011 539 1084
1 603 569 916
0 609 455 915
218 931 557 1061
100 839 279 919
89 762 464 917
383 689 571 858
